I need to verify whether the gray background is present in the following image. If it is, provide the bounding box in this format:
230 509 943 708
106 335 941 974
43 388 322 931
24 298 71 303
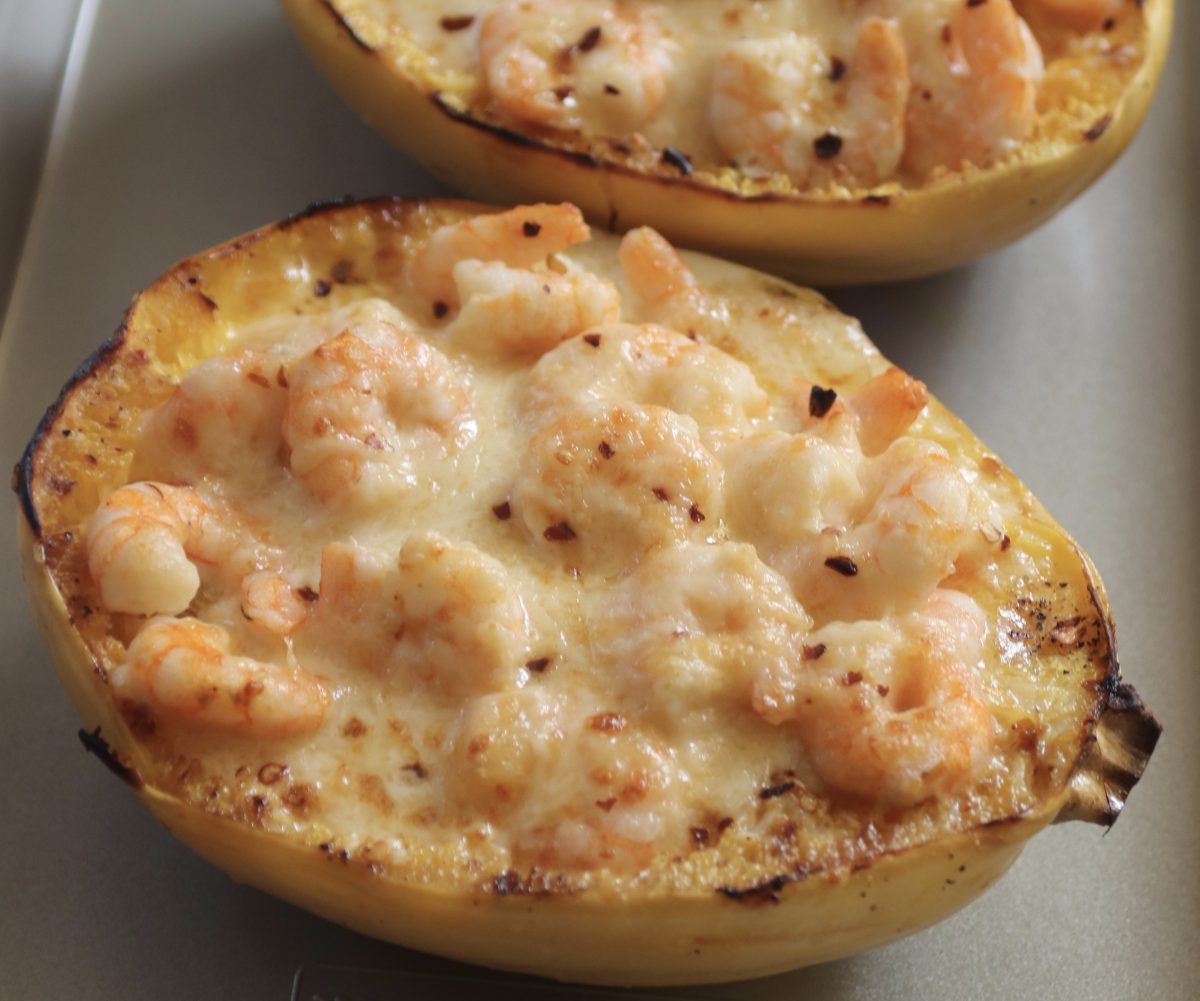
1 1 1196 997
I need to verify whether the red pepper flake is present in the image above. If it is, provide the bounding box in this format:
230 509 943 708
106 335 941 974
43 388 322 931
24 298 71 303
842 671 863 686
652 486 670 502
525 656 551 673
403 761 428 778
257 762 288 785
759 781 795 800
803 643 827 661
439 14 475 31
689 503 706 523
342 717 366 737
588 711 626 733
1000 534 1011 551
966 0 987 7
595 796 617 812
829 56 846 81
1102 16 1115 30
604 83 621 95
813 132 842 159
583 332 602 347
876 684 890 697
247 371 269 388
492 500 512 520
296 586 318 603
717 816 734 831
522 220 542 237
276 366 289 388
1083 113 1113 142
598 440 615 459
809 384 838 417
432 300 449 319
577 25 602 52
661 146 693 175
314 279 331 297
825 555 858 576
544 521 577 541
691 826 710 847
941 24 953 43
554 85 574 101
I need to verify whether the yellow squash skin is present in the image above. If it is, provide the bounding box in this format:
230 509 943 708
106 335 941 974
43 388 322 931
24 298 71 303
280 0 1172 286
15 199 1159 986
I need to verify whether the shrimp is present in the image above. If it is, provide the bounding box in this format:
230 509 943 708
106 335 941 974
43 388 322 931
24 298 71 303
601 542 813 726
522 323 769 444
617 225 730 339
86 482 238 616
393 532 531 698
112 617 328 737
516 724 685 873
725 368 970 623
137 349 287 484
754 589 994 807
477 0 671 135
512 400 723 575
445 258 621 358
407 203 591 315
240 570 312 637
794 366 929 456
900 0 1044 178
301 535 530 698
710 18 909 190
282 320 473 505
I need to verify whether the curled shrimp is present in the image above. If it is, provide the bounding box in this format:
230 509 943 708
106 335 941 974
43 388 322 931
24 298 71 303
112 617 328 737
86 482 238 616
754 589 994 807
726 367 970 622
446 258 621 358
516 724 685 873
478 0 670 135
301 535 530 698
617 226 731 339
522 322 769 444
710 18 909 190
512 400 723 575
901 0 1044 178
602 542 813 726
138 349 287 484
282 320 473 505
408 203 591 316
240 570 312 637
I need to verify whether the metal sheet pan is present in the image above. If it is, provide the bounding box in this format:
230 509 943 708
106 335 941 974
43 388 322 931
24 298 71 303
2 1 1196 997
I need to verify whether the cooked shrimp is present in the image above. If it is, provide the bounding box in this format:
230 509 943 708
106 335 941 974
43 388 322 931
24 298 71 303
112 617 328 736
710 18 909 190
137 349 287 484
301 535 530 698
478 0 670 135
794 366 929 456
393 532 531 698
901 0 1044 178
755 589 994 807
446 258 621 357
512 400 723 575
86 482 239 616
516 725 685 873
240 570 312 637
408 203 591 315
522 323 769 443
617 226 729 338
602 542 813 725
726 369 970 622
282 321 473 505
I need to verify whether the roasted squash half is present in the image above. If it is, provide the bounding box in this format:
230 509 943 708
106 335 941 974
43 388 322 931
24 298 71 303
280 0 1172 286
15 198 1158 986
